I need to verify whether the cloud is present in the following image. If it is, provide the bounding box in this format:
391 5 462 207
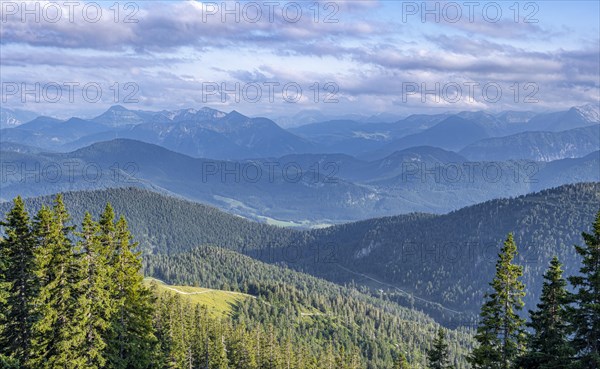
1 1 598 117
1 1 382 51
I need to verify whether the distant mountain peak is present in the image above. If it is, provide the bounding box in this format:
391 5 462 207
0 108 39 129
225 110 248 122
228 110 244 117
573 103 600 122
107 104 129 112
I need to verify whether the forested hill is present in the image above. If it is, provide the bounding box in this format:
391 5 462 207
0 187 298 254
2 182 599 320
295 182 600 317
144 245 475 368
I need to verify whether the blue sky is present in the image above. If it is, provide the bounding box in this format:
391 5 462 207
1 0 599 120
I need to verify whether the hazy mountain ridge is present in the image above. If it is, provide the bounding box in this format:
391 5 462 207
460 125 600 161
0 108 39 129
2 104 598 162
1 139 598 224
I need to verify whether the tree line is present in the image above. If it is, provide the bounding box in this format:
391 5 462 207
2 192 597 368
0 195 155 368
1 195 454 369
468 211 600 369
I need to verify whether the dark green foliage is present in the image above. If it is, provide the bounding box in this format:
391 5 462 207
148 286 364 369
0 196 36 362
568 210 600 369
0 355 19 369
73 212 113 368
144 245 474 368
3 183 598 322
468 234 526 369
106 216 156 368
0 196 390 369
519 256 573 369
28 196 82 368
428 328 453 369
0 196 157 368
1 186 598 368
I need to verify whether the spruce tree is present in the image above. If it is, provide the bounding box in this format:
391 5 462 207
427 328 452 369
28 196 81 368
98 203 116 251
0 196 36 363
468 233 526 369
519 256 573 369
208 321 228 369
106 215 156 369
568 210 600 369
72 213 113 368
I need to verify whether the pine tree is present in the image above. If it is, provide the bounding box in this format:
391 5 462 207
427 328 452 369
519 256 573 369
568 210 600 369
0 196 36 363
208 321 228 369
98 203 116 252
28 196 82 368
468 233 526 369
228 325 257 369
72 212 114 368
106 215 156 369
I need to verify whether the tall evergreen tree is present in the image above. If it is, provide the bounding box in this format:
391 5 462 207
0 197 36 363
568 210 600 369
519 256 573 369
208 321 228 369
72 213 114 368
468 233 526 369
28 196 81 368
106 215 156 369
427 328 452 369
98 203 116 251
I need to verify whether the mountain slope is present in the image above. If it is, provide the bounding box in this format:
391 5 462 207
292 182 600 317
3 183 599 321
525 104 599 132
460 125 600 161
110 110 316 159
365 116 491 159
1 116 111 149
0 108 38 129
144 245 475 368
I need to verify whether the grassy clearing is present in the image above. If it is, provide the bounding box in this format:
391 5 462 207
144 277 252 317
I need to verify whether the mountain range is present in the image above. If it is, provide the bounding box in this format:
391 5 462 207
1 138 598 225
1 104 598 161
1 104 598 225
3 183 598 324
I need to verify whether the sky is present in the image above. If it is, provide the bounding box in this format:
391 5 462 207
1 0 599 120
